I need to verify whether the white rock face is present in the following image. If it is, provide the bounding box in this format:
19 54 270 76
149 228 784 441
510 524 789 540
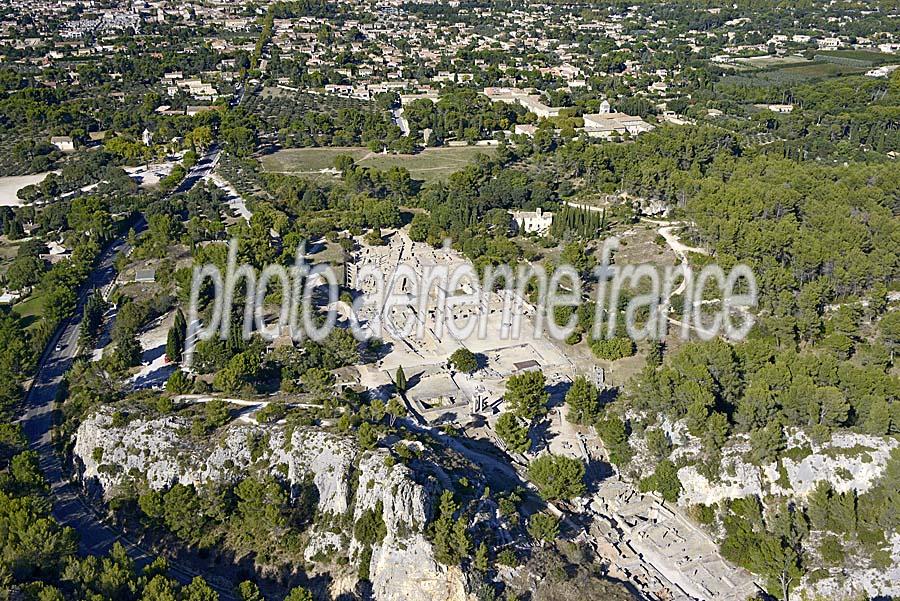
73 411 355 515
678 453 763 507
352 452 474 601
804 532 900 600
771 432 898 497
73 409 474 601
677 431 898 507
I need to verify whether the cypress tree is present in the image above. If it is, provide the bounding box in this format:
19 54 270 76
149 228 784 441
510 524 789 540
395 365 407 393
174 308 186 338
166 308 188 363
165 327 183 363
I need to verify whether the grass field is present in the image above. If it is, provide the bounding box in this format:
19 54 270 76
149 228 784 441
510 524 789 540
261 147 371 173
260 146 496 183
0 239 21 281
14 292 45 330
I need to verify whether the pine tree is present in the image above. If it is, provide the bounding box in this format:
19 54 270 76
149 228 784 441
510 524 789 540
174 308 186 338
386 396 405 427
496 412 531 453
79 290 107 346
473 541 489 573
237 581 263 601
182 577 218 601
284 588 313 601
452 517 471 561
432 491 460 565
527 512 560 545
114 335 142 370
165 369 192 395
565 375 599 424
504 371 549 423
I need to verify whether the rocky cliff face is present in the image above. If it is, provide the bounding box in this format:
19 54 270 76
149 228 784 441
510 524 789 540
676 430 898 507
73 411 355 513
354 452 474 601
73 408 475 601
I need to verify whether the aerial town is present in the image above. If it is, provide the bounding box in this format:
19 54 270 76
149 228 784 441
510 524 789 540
0 1 899 601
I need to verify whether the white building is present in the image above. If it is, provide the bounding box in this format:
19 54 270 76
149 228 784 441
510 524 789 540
511 207 553 235
517 96 562 118
483 87 563 119
867 65 900 78
582 108 655 138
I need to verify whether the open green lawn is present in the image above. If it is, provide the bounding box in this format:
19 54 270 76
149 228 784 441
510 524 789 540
260 147 371 174
14 292 45 330
311 239 347 283
260 145 496 183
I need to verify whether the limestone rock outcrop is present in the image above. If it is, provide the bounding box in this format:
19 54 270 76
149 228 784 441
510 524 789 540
73 408 475 601
676 430 898 507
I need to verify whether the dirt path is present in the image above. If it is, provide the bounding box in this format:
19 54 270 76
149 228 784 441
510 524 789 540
640 219 716 334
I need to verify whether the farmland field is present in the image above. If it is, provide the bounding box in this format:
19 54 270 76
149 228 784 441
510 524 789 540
734 54 810 68
260 145 496 183
815 49 896 65
770 61 868 80
720 60 869 87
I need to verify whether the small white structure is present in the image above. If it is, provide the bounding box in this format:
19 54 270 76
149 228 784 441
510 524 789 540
134 268 156 283
50 136 74 152
511 207 554 235
142 128 153 146
514 124 537 137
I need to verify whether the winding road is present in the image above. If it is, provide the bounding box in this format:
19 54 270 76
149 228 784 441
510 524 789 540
18 146 239 598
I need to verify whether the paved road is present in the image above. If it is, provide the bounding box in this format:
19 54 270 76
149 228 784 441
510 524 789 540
18 146 238 598
21 233 133 549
